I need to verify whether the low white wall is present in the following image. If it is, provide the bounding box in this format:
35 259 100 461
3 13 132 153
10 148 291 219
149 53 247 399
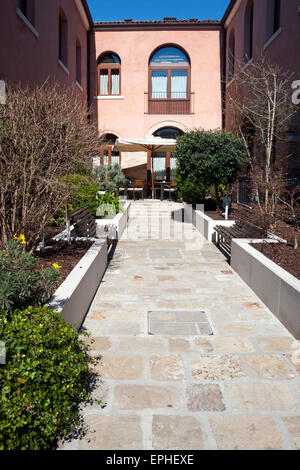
96 200 130 240
194 210 235 243
231 239 300 339
183 203 235 242
46 240 107 331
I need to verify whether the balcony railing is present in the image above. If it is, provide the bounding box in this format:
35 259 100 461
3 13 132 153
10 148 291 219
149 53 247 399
144 92 194 115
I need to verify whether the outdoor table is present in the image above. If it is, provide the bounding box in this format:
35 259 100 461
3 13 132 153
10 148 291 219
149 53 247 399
154 181 171 201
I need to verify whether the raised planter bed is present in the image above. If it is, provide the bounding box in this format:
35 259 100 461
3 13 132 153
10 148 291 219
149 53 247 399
184 203 285 244
252 243 300 281
184 202 299 338
95 200 130 240
46 239 107 331
231 238 300 339
35 239 93 286
53 200 130 242
46 201 130 330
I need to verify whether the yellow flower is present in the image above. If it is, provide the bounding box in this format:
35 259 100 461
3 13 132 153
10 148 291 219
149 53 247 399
13 234 27 244
4 254 8 257
52 263 61 270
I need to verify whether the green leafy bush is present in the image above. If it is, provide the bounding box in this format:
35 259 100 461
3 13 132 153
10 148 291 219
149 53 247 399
95 164 126 193
0 306 93 450
175 129 246 206
176 176 206 206
64 173 100 216
96 192 122 219
0 238 59 312
48 216 66 227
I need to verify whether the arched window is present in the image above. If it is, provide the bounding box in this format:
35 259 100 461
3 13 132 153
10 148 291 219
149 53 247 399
228 29 235 82
97 52 121 96
99 133 121 167
59 8 68 67
244 0 254 64
267 0 281 40
153 127 183 139
152 127 183 181
148 45 190 114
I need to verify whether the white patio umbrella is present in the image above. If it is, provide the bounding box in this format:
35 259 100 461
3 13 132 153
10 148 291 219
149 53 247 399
113 136 177 153
113 137 177 198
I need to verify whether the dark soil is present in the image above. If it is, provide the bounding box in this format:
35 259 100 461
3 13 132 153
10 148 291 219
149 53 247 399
206 203 299 280
35 239 93 290
44 225 66 243
251 242 300 281
206 204 296 244
205 211 235 221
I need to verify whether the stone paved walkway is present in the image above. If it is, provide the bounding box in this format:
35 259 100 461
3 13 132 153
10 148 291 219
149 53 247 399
63 200 300 450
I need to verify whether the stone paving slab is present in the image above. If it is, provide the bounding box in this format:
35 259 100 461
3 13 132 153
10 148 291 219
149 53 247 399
62 201 300 450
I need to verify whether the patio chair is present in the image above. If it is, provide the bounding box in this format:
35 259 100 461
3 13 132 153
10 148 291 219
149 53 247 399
164 180 177 201
133 179 144 200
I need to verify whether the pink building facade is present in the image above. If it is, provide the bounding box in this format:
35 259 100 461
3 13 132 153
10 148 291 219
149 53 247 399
223 0 300 186
0 0 92 101
1 0 299 192
90 20 222 188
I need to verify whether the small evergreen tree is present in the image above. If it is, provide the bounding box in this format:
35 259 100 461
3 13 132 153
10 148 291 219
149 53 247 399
175 129 246 206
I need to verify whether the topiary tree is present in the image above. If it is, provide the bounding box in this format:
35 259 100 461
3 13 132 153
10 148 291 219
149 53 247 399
175 129 246 207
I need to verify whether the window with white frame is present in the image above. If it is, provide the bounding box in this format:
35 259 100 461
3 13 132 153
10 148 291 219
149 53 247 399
97 53 121 96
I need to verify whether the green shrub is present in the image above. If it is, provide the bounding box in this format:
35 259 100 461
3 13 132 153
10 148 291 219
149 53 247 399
64 173 100 216
95 164 126 193
48 216 66 227
0 306 93 450
96 192 122 219
175 129 246 206
0 238 59 313
176 176 206 206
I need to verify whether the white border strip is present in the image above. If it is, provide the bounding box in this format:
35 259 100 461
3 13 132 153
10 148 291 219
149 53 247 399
94 95 124 100
264 27 282 50
58 59 70 76
16 8 39 39
76 80 83 92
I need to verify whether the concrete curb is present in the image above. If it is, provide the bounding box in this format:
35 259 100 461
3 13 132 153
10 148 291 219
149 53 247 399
46 240 107 331
231 239 300 339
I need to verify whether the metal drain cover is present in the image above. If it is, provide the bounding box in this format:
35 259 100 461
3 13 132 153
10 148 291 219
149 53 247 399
148 310 213 336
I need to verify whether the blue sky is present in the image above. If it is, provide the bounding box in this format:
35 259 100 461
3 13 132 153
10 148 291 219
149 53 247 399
86 0 231 22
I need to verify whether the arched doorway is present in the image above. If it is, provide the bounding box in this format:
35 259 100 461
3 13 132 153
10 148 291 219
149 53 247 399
147 127 183 196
